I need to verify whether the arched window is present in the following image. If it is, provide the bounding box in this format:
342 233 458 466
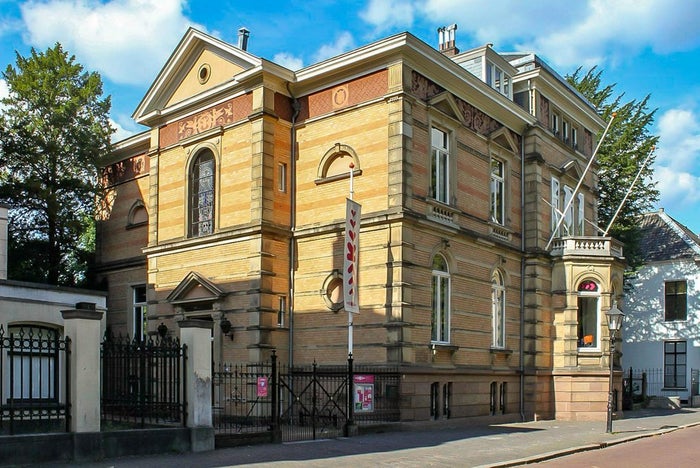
492 270 506 348
431 254 450 343
577 280 600 349
189 149 215 237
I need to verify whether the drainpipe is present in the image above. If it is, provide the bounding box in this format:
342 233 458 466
519 79 534 421
286 83 301 369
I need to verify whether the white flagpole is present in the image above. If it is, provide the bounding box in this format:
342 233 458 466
603 146 655 237
545 112 617 250
348 162 355 358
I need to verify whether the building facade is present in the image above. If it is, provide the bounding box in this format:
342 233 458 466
96 27 625 422
623 209 700 403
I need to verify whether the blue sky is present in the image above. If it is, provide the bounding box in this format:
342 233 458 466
2 0 700 233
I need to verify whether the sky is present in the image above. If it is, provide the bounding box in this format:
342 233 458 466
1 0 700 232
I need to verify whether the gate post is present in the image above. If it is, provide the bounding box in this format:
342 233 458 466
179 320 214 452
61 303 103 433
271 350 281 442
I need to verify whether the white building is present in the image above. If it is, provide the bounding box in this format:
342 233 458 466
623 208 700 402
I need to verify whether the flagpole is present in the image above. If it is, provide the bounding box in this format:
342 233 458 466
348 162 355 358
545 112 617 251
602 146 655 237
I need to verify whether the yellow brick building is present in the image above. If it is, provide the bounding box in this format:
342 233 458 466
97 28 625 423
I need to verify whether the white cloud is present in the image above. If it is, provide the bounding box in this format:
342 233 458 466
313 31 356 63
360 0 416 33
109 118 139 143
360 0 700 70
273 52 303 71
19 0 204 86
656 108 700 170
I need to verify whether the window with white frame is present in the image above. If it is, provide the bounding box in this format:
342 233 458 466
562 185 574 235
492 270 506 348
563 120 570 144
577 193 585 235
431 127 450 204
551 176 561 233
577 280 600 349
664 341 686 388
189 149 215 237
431 253 451 343
490 158 505 225
551 113 560 136
133 285 148 341
571 127 578 150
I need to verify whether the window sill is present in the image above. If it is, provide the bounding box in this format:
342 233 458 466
429 343 458 354
661 387 688 392
426 199 458 225
489 347 513 356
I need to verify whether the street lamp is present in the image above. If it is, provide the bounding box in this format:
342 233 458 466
605 302 625 433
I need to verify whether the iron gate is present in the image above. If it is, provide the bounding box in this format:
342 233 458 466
278 361 349 442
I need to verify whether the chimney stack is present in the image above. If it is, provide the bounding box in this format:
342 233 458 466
438 24 459 56
237 27 250 51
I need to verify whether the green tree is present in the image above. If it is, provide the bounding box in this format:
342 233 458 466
567 67 659 268
0 43 112 287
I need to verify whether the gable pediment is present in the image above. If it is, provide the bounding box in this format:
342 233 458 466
166 271 226 306
488 127 519 154
133 28 263 124
429 92 464 123
559 160 583 180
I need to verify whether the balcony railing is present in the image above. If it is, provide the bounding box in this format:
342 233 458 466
550 236 624 258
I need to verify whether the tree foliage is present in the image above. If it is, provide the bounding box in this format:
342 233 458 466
567 67 659 268
0 43 112 287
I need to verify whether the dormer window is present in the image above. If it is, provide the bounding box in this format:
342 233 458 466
485 61 511 98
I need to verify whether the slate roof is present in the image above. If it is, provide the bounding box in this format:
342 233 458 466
638 209 700 262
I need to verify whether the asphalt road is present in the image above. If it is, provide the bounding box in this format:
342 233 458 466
528 422 700 468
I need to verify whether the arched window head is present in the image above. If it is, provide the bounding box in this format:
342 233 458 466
578 280 598 292
189 149 215 237
127 200 148 227
577 279 600 350
431 253 450 343
317 143 360 182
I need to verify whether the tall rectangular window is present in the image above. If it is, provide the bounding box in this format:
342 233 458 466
431 254 450 343
490 159 505 225
133 285 148 341
492 271 506 348
664 341 687 388
665 280 687 321
431 127 450 204
577 193 585 235
278 163 287 192
551 113 560 135
551 176 560 234
190 150 215 237
571 127 578 150
563 185 574 235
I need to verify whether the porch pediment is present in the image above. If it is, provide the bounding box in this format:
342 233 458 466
166 271 226 306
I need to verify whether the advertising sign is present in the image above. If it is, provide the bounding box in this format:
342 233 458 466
353 374 374 412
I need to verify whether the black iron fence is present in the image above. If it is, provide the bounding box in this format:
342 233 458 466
101 334 187 428
212 352 401 442
0 325 71 435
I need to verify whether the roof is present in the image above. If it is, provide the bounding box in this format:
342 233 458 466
638 209 700 262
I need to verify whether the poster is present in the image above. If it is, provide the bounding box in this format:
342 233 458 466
257 376 268 397
353 374 374 412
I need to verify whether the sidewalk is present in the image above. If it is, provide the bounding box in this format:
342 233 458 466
56 407 700 467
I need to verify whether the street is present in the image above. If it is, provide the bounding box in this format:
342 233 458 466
529 422 700 468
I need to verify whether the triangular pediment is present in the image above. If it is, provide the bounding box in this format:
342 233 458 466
133 28 263 125
488 127 519 154
429 92 464 123
166 271 226 305
559 160 583 180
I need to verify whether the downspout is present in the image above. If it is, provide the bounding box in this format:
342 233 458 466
286 83 301 369
519 79 533 421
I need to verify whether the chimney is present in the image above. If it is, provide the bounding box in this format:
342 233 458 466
237 27 250 51
438 24 459 56
0 204 7 280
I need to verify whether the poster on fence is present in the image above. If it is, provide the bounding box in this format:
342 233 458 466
353 374 374 412
257 376 268 397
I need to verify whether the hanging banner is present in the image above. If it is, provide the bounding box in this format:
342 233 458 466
344 198 361 313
